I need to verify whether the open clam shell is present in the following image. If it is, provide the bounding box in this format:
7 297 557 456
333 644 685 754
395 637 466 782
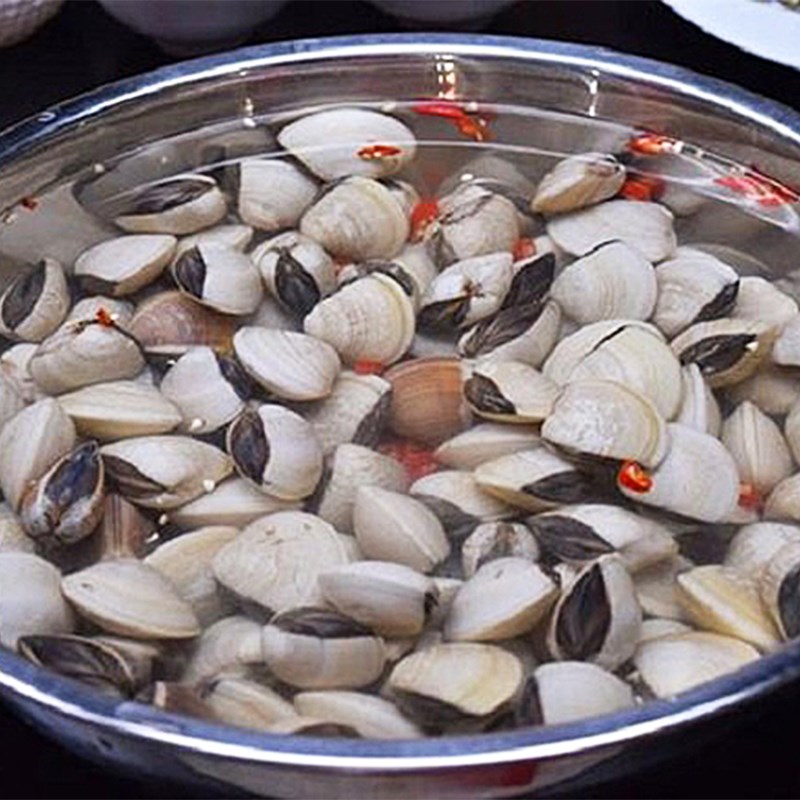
461 521 540 579
531 153 625 215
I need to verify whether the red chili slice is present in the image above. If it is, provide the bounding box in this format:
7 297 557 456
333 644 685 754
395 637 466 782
379 438 439 482
617 460 653 494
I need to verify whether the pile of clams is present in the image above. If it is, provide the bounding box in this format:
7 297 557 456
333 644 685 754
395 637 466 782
3 105 800 740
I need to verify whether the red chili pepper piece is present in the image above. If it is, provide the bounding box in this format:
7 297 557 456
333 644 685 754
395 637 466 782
353 359 384 376
379 438 439 482
20 196 38 211
627 133 683 156
619 175 666 202
411 100 493 142
410 199 440 241
617 460 653 494
715 172 799 208
512 237 537 261
95 307 116 328
738 482 763 512
357 143 403 161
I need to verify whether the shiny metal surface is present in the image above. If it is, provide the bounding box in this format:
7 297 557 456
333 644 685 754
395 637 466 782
1 33 800 798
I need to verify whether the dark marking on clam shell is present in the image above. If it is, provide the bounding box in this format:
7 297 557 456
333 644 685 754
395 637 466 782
412 494 479 538
778 562 800 639
693 281 740 325
142 682 217 720
528 515 614 562
393 689 482 729
296 722 360 737
78 275 119 296
1 260 46 331
353 391 391 449
554 562 611 660
441 192 494 226
464 374 515 416
173 247 207 299
275 250 321 317
45 442 102 510
417 297 471 332
473 522 526 570
524 471 617 505
678 333 757 376
502 253 555 309
587 322 630 356
577 238 623 260
228 408 269 484
124 179 211 216
215 354 252 401
18 635 136 697
514 675 544 727
675 525 736 565
273 607 372 639
371 262 416 297
103 455 168 500
423 590 439 618
460 301 545 358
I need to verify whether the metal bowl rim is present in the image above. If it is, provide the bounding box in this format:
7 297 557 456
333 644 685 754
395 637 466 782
1 32 800 772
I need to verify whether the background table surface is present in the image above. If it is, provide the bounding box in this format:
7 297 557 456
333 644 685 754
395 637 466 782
1 1 799 797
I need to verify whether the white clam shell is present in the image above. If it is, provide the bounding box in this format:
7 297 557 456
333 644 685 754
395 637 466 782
182 615 265 683
758 541 800 640
61 558 201 639
764 472 800 523
676 364 721 436
0 372 25 436
233 327 340 401
0 258 70 342
75 235 176 296
772 314 800 367
728 364 800 417
550 240 656 325
212 511 354 613
278 108 416 181
174 224 253 261
732 276 798 329
531 153 625 215
434 423 541 470
205 677 298 731
725 522 800 581
638 618 694 644
0 342 42 403
0 552 75 649
66 296 134 326
57 380 182 440
634 555 694 621
353 486 450 573
0 398 76 510
238 159 318 232
784 397 800 464
460 521 539 578
0 503 34 554
547 200 677 263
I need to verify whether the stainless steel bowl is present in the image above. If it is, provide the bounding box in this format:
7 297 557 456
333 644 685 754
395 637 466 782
1 34 800 799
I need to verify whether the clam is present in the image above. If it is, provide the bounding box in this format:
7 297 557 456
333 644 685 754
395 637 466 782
464 361 559 424
30 317 145 395
0 552 75 649
758 541 800 641
410 469 514 535
114 174 227 235
233 328 340 401
0 398 76 511
728 364 800 417
74 235 175 296
353 486 450 573
226 404 323 501
159 347 250 435
168 477 300 529
0 342 42 402
0 503 34 553
235 159 318 232
101 435 233 509
417 252 513 332
182 616 265 683
732 276 798 329
303 371 391 455
425 184 519 267
444 557 558 642
384 357 472 446
57 380 182 440
300 176 409 261
294 691 422 739
633 554 694 621
93 494 155 562
637 618 694 644
211 511 354 613
278 108 416 181
261 607 386 690
312 443 408 534
618 423 740 524
547 555 642 670
765 472 800 523
62 558 200 639
721 401 794 495
434 423 541 471
784 398 800 463
246 293 300 332
0 258 70 342
550 240 656 325
676 565 779 651
174 223 254 261
528 503 677 573
633 631 759 698
145 526 239 627
391 242 439 305
0 372 25 435
461 521 540 579
671 318 776 389
772 314 800 367
652 248 740 337
204 676 298 730
546 200 677 263
172 244 263 315
724 522 800 582
388 643 523 729
530 153 626 215
520 661 635 726
20 441 105 547
128 290 237 357
251 230 336 318
676 364 721 437
474 448 617 513
541 379 669 469
304 272 414 366
319 561 437 637
141 682 218 719
66 296 134 327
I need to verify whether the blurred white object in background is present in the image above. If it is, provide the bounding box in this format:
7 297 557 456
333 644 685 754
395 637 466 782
370 0 517 23
0 0 63 48
98 0 288 55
